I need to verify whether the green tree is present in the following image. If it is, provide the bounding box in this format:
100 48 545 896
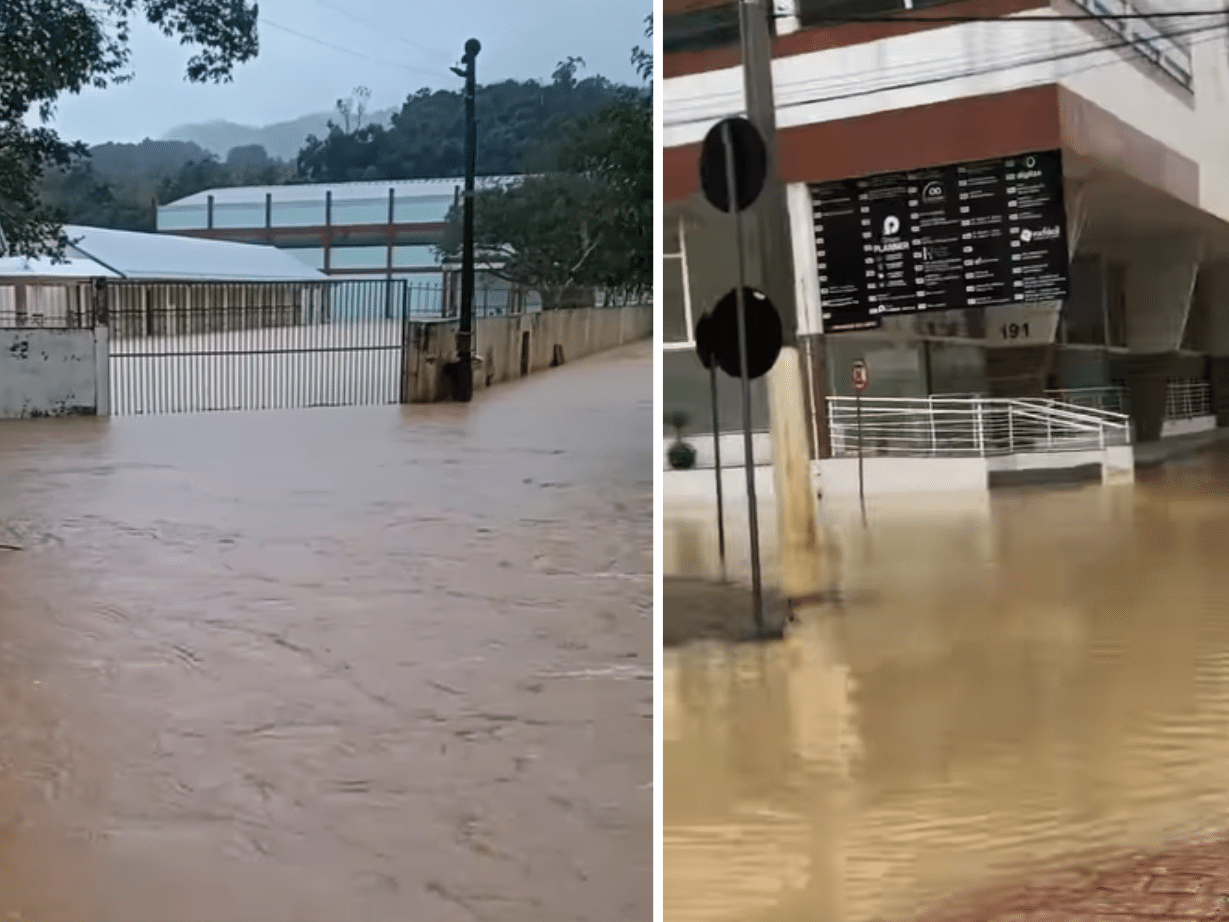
1 0 259 258
225 143 271 171
40 163 157 231
296 67 628 183
436 24 652 304
438 174 610 310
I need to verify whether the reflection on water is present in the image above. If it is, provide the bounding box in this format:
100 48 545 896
665 452 1229 922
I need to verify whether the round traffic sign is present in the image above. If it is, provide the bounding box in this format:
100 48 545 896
698 117 768 214
698 287 783 380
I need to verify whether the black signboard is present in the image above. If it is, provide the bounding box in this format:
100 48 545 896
810 149 1069 333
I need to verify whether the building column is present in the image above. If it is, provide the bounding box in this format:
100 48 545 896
1199 263 1229 426
1121 243 1200 442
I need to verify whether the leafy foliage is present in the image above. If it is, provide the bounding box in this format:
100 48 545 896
39 139 294 232
436 20 652 304
296 61 628 183
1 0 258 258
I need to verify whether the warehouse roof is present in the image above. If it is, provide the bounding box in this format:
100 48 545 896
0 225 325 282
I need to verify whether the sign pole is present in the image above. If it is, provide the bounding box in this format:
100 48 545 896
709 363 728 580
856 389 866 527
721 120 766 637
853 360 868 526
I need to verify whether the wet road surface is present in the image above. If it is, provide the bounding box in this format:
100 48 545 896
0 341 651 922
665 450 1229 922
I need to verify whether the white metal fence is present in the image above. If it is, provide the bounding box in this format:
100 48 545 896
826 396 1132 459
1165 379 1212 421
1044 386 1129 416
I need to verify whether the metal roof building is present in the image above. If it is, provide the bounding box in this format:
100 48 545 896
0 225 325 282
155 177 517 283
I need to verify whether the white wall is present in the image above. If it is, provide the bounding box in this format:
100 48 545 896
665 8 1229 221
817 456 990 494
0 330 100 418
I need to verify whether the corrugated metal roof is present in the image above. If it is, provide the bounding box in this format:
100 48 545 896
162 176 519 208
62 225 326 281
0 255 121 279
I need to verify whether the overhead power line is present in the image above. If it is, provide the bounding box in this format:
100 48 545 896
259 17 450 80
671 0 1229 22
304 0 451 62
791 9 1229 23
665 17 1228 129
667 14 1220 123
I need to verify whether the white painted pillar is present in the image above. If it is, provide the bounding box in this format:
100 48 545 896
93 323 110 417
787 182 823 337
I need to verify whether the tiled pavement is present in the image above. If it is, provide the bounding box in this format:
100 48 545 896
912 839 1229 922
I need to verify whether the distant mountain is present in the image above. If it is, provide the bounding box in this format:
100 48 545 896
164 109 397 161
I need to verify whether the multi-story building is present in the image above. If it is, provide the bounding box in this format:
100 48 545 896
663 0 1229 443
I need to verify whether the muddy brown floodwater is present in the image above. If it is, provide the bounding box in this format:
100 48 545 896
0 341 651 922
665 449 1229 922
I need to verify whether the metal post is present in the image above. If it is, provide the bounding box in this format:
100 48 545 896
709 363 728 580
721 120 765 637
929 395 937 456
452 39 481 402
738 0 822 607
975 398 985 455
856 389 866 527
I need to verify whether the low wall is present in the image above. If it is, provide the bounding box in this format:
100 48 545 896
819 456 989 495
402 305 652 402
0 328 108 418
1160 415 1217 439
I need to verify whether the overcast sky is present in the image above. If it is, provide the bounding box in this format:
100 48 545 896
44 0 650 145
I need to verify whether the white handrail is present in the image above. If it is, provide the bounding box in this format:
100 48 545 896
825 395 1131 459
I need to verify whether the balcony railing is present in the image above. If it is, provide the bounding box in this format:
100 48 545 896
1165 380 1212 421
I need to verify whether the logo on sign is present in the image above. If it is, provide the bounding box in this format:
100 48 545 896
883 215 901 236
1020 225 1061 243
922 181 944 202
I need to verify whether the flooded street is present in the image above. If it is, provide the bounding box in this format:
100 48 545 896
665 450 1229 922
0 341 651 922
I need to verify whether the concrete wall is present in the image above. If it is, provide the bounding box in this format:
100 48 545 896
818 456 990 495
402 305 652 402
0 329 106 418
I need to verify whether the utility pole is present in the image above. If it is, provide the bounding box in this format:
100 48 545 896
738 0 824 605
451 38 481 402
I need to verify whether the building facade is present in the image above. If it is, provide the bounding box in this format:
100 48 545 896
663 0 1229 444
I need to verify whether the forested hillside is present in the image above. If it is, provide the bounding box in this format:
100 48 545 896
39 60 637 230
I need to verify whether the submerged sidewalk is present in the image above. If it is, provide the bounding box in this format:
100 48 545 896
913 839 1229 922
